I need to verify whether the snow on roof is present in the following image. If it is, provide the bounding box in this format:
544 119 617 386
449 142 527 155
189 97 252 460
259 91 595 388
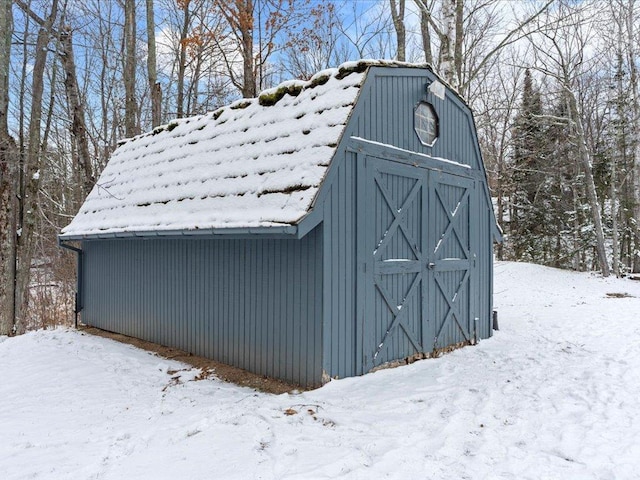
61 61 428 238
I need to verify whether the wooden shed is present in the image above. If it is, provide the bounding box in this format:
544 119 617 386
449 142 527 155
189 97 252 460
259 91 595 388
59 61 500 387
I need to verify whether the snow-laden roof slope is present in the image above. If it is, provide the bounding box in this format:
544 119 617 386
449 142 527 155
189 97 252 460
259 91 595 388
62 62 413 238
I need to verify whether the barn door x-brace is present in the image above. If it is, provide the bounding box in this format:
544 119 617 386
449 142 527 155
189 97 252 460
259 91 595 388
359 154 477 372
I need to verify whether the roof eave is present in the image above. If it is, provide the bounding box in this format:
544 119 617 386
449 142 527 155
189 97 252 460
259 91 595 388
58 225 298 242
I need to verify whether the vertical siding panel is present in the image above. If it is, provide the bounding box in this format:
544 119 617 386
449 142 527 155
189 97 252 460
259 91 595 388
312 227 321 382
228 239 233 364
215 242 221 361
338 160 346 376
301 239 308 383
221 241 228 363
271 239 279 377
198 240 205 355
292 241 301 384
250 241 257 370
177 241 182 349
203 241 209 358
322 191 333 378
170 241 176 349
253 241 259 373
228 241 235 365
330 187 340 375
244 242 249 370
233 241 240 366
221 241 227 363
279 244 287 381
266 240 272 375
187 241 193 353
170 242 177 349
315 226 324 380
322 151 359 379
346 158 355 374
192 242 198 355
288 241 296 381
201 241 206 357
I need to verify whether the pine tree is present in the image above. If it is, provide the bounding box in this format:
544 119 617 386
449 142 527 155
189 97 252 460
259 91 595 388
510 69 545 260
510 70 580 268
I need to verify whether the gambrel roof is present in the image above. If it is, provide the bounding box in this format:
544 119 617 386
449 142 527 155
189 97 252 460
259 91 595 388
61 61 432 239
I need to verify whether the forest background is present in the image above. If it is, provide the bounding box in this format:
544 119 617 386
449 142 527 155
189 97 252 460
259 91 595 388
0 0 638 335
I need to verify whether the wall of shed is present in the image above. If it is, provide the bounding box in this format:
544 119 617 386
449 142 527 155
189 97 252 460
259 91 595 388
81 227 323 387
350 68 494 341
477 210 495 340
320 68 494 379
322 151 359 379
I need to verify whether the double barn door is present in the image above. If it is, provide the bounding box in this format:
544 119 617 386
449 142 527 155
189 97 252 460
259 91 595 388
358 153 478 372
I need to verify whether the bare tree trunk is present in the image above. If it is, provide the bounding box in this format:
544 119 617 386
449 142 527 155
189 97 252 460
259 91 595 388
418 5 433 64
240 0 256 98
571 183 580 270
60 27 94 199
389 0 406 62
187 45 203 115
454 0 464 86
566 89 610 277
611 152 619 276
14 0 59 333
0 0 10 138
611 39 626 277
439 0 458 88
0 144 17 336
146 0 161 127
176 1 190 118
124 0 138 137
626 4 640 273
0 0 16 336
212 0 257 97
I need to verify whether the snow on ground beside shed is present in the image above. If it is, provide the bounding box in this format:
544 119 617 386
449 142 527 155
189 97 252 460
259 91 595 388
1 261 640 479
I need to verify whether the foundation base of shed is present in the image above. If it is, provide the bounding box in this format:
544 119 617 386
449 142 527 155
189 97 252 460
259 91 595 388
368 340 474 374
79 326 301 394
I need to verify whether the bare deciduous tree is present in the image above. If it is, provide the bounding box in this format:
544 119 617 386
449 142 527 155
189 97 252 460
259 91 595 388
15 0 61 332
124 0 139 136
389 0 406 61
414 0 553 96
146 0 162 127
528 2 610 276
0 0 16 335
60 26 95 201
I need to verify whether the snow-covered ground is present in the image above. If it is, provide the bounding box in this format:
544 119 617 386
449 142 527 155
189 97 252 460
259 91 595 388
1 261 639 479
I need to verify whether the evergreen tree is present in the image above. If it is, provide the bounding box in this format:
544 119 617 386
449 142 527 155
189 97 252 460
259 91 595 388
510 69 546 260
509 71 584 269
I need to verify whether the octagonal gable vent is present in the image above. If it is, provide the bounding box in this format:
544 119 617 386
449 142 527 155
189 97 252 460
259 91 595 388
414 102 438 146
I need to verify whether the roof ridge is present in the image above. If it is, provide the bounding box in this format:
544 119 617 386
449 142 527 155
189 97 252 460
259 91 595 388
117 60 434 147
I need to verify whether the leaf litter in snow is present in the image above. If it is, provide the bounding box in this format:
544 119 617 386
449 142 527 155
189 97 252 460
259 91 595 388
1 261 640 479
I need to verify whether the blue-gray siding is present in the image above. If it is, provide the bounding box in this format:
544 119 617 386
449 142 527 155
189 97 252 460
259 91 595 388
348 68 480 170
320 66 494 378
322 151 359 379
82 227 323 387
